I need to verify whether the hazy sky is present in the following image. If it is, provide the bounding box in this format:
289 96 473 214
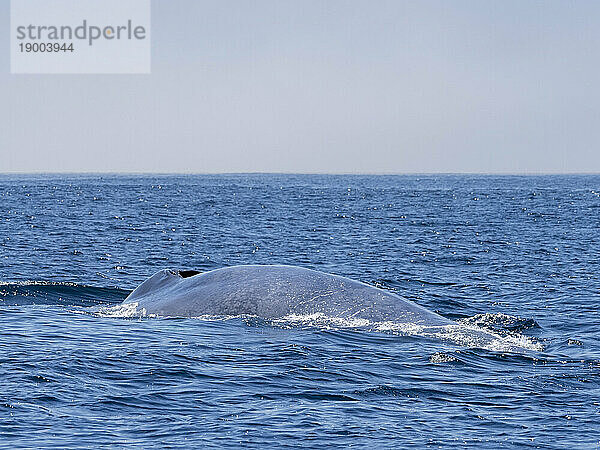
1 0 599 173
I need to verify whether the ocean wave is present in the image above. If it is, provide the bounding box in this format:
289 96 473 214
0 282 128 307
460 312 540 333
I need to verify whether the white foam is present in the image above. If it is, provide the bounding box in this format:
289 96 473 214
271 313 543 352
429 352 458 363
272 313 372 329
95 302 151 318
92 306 543 352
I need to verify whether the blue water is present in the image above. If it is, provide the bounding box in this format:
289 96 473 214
1 174 599 448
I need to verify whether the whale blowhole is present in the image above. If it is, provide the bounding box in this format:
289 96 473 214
178 270 201 278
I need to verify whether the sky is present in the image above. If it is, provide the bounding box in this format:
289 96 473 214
1 0 599 174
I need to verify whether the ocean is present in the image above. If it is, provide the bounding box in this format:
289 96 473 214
1 174 598 448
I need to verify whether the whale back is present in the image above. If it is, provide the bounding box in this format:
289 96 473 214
127 269 180 300
123 265 453 326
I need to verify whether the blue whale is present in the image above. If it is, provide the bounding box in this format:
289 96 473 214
119 265 535 350
123 265 457 325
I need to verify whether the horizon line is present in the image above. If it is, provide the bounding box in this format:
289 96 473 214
0 171 599 176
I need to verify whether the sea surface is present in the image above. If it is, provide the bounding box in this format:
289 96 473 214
0 174 599 448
